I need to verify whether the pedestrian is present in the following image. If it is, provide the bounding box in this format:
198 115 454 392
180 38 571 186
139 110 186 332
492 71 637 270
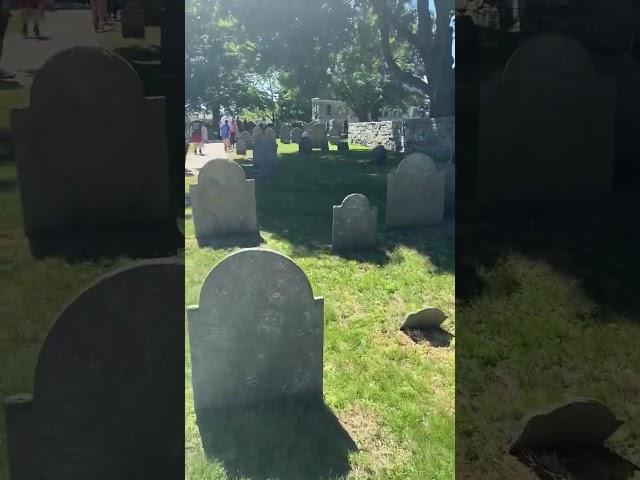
19 0 42 38
106 0 119 22
220 120 231 153
90 0 107 32
191 121 204 156
0 1 14 79
229 118 237 147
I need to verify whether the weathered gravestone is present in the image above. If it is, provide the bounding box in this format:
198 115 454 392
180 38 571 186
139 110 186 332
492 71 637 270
478 34 615 209
290 126 302 144
332 194 377 252
187 248 324 414
337 141 349 152
264 126 277 142
239 130 252 148
299 135 312 154
190 159 259 247
310 124 328 150
386 153 445 228
253 137 277 178
4 260 184 480
372 145 387 165
252 126 265 144
11 47 180 260
236 139 247 155
121 2 145 39
280 124 291 144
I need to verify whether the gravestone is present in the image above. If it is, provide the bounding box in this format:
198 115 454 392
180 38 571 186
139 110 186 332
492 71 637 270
240 130 252 148
140 0 162 26
190 159 259 247
121 2 145 39
299 136 312 154
236 139 247 155
11 47 179 260
386 153 445 228
280 124 291 144
291 127 302 144
442 161 455 212
310 124 328 149
332 194 377 252
372 145 386 165
337 141 349 152
252 126 264 144
187 248 324 414
478 34 615 209
4 260 184 480
253 137 277 178
264 126 277 142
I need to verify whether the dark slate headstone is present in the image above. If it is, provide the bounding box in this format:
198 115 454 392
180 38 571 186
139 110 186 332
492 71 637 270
477 34 615 209
11 47 180 260
121 2 145 39
299 136 312 154
337 141 349 152
332 194 377 252
372 145 387 165
4 260 184 480
254 137 277 178
236 139 247 155
187 249 324 415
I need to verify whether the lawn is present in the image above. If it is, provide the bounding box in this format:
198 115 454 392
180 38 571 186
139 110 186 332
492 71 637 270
185 141 455 479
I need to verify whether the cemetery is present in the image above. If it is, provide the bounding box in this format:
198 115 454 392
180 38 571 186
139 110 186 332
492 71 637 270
456 1 640 479
0 4 184 478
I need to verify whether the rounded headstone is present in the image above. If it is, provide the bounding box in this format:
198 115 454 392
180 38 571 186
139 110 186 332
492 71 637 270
290 127 302 144
337 142 349 153
236 139 247 155
372 145 387 165
264 127 276 142
299 136 312 154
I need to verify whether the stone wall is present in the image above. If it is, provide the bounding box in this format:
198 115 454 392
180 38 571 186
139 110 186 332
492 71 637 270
404 117 455 162
348 121 402 151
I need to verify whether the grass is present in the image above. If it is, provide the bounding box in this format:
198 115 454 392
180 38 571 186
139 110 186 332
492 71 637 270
185 141 455 479
456 254 640 479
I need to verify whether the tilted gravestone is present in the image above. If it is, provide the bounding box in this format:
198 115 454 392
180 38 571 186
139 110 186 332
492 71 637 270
187 248 324 415
310 124 328 150
121 2 145 39
290 126 302 144
280 124 291 144
4 260 184 480
253 137 277 178
386 153 445 228
264 126 277 142
299 135 312 154
11 47 179 260
239 130 252 148
332 194 378 252
478 33 614 209
236 139 247 155
190 159 259 247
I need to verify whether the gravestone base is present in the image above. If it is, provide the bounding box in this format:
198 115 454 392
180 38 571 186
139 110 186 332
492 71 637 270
27 222 182 261
195 232 263 249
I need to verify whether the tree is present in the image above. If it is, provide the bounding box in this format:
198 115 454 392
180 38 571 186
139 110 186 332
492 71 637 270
370 0 455 116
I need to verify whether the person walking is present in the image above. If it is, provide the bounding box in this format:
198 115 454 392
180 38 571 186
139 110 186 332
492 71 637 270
229 118 237 147
191 121 204 156
90 0 107 32
0 1 14 79
220 120 231 153
19 0 42 38
106 0 119 22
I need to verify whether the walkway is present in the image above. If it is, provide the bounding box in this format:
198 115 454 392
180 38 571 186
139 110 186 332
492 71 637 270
185 142 229 175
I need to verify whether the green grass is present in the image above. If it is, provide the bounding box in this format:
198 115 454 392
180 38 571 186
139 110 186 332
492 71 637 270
456 254 640 479
185 142 455 479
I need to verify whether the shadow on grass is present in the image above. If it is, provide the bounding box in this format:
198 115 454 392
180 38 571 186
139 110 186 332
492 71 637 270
236 150 454 273
0 178 17 192
114 46 161 62
0 80 21 90
403 327 454 347
198 400 357 480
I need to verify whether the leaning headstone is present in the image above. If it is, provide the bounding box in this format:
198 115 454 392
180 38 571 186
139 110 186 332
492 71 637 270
386 153 445 228
478 34 614 209
190 159 259 247
401 307 447 331
372 145 387 165
337 141 349 152
236 139 247 155
310 123 328 149
332 194 377 252
290 127 302 144
187 249 324 414
253 137 277 178
264 126 277 142
280 124 291 144
240 130 252 148
11 47 179 260
4 260 184 480
299 136 312 154
121 2 145 39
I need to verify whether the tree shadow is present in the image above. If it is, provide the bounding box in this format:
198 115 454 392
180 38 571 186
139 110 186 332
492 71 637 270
198 399 357 480
196 232 265 249
0 178 17 192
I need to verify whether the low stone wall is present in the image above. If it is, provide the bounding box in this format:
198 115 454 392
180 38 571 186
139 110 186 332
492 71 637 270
348 121 402 151
348 117 455 160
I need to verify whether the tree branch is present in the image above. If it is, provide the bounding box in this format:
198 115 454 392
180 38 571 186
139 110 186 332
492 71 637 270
378 18 431 96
